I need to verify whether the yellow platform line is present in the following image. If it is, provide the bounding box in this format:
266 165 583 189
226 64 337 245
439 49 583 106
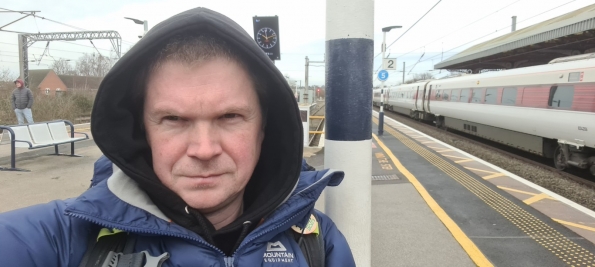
524 193 551 205
554 219 595 233
455 159 474 163
482 173 506 180
372 133 493 267
442 154 469 160
497 186 538 196
465 167 497 175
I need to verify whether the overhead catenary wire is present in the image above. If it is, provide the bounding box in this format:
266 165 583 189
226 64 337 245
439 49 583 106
374 0 442 59
393 0 523 60
403 0 579 72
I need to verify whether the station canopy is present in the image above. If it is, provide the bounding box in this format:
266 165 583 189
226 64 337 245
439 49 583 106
435 4 595 73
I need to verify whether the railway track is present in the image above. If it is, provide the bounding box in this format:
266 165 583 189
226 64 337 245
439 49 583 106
375 107 595 190
309 102 325 147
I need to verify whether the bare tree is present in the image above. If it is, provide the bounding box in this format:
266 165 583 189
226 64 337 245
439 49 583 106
0 68 17 91
51 59 75 75
404 72 435 84
75 53 114 77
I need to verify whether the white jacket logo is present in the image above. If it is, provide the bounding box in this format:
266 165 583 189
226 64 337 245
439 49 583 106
264 241 294 263
266 241 287 252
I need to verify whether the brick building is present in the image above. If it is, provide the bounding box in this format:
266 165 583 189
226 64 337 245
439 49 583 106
28 69 103 96
29 69 68 96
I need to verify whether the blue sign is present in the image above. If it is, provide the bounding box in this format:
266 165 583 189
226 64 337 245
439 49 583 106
378 70 389 81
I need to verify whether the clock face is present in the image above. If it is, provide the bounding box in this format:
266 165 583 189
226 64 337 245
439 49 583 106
256 27 278 49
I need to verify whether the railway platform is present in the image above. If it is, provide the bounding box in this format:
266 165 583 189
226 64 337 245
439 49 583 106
304 112 595 266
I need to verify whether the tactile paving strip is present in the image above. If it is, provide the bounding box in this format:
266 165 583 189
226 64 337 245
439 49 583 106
372 174 400 181
375 118 595 267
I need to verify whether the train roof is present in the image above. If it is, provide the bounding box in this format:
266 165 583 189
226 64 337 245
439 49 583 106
435 4 595 71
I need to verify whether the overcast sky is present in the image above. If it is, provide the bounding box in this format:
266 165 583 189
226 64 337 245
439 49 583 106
0 0 592 86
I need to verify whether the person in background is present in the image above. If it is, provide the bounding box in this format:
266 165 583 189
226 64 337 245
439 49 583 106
11 78 34 125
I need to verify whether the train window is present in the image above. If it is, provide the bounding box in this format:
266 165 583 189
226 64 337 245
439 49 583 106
459 89 470 103
450 89 460 102
442 90 449 101
485 88 498 104
568 72 581 82
435 90 441 100
472 88 485 103
502 87 517 105
549 85 574 109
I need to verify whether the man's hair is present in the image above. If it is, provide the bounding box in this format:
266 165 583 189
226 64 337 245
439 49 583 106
135 34 268 129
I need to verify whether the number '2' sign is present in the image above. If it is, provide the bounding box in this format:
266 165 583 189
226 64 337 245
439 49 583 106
383 58 397 70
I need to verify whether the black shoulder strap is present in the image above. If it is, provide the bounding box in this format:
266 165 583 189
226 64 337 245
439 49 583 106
79 229 169 267
78 230 129 267
290 213 326 267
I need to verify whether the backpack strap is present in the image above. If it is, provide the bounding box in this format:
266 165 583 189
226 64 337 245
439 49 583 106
79 228 169 267
289 212 326 267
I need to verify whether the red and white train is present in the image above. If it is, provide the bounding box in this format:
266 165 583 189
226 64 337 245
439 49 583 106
373 54 595 175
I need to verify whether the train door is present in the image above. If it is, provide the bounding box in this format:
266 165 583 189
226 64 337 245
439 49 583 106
421 85 427 112
415 86 420 110
425 85 432 113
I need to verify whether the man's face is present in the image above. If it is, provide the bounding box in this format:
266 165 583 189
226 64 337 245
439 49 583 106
15 81 21 87
143 58 264 213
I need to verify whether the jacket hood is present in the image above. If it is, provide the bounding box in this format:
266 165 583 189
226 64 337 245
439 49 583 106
14 79 24 88
91 8 303 234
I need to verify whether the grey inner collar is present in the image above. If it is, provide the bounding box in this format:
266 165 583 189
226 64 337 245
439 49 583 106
106 164 170 221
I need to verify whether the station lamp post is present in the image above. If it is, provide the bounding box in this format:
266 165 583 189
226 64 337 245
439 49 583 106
124 17 148 38
378 25 401 136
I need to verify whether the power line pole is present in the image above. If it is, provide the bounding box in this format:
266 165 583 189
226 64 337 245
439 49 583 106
403 61 406 83
17 31 122 87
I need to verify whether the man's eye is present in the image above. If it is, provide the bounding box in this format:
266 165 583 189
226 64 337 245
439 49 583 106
164 116 181 121
222 113 240 119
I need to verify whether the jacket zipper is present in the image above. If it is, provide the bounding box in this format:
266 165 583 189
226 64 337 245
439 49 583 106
66 212 228 261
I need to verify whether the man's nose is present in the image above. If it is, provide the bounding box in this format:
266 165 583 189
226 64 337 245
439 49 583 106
186 124 222 160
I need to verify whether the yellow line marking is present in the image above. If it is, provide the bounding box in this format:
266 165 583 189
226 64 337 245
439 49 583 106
442 154 469 160
497 186 538 196
372 133 493 267
421 141 435 144
482 173 506 180
455 159 475 163
523 193 551 205
309 131 325 134
309 116 325 119
437 149 452 153
554 219 595 233
465 167 497 174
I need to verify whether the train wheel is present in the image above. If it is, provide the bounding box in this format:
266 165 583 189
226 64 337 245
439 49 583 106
554 145 566 170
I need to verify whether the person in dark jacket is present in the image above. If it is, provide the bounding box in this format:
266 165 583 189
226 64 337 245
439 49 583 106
0 7 355 267
11 78 34 124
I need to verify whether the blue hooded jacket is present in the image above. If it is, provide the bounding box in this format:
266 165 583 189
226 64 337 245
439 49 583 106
0 157 354 266
0 7 354 267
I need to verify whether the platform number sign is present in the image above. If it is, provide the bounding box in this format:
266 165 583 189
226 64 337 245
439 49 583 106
378 70 389 81
383 58 397 70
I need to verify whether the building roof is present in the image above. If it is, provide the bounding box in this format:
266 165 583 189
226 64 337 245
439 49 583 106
28 69 52 90
435 4 595 71
57 75 103 90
